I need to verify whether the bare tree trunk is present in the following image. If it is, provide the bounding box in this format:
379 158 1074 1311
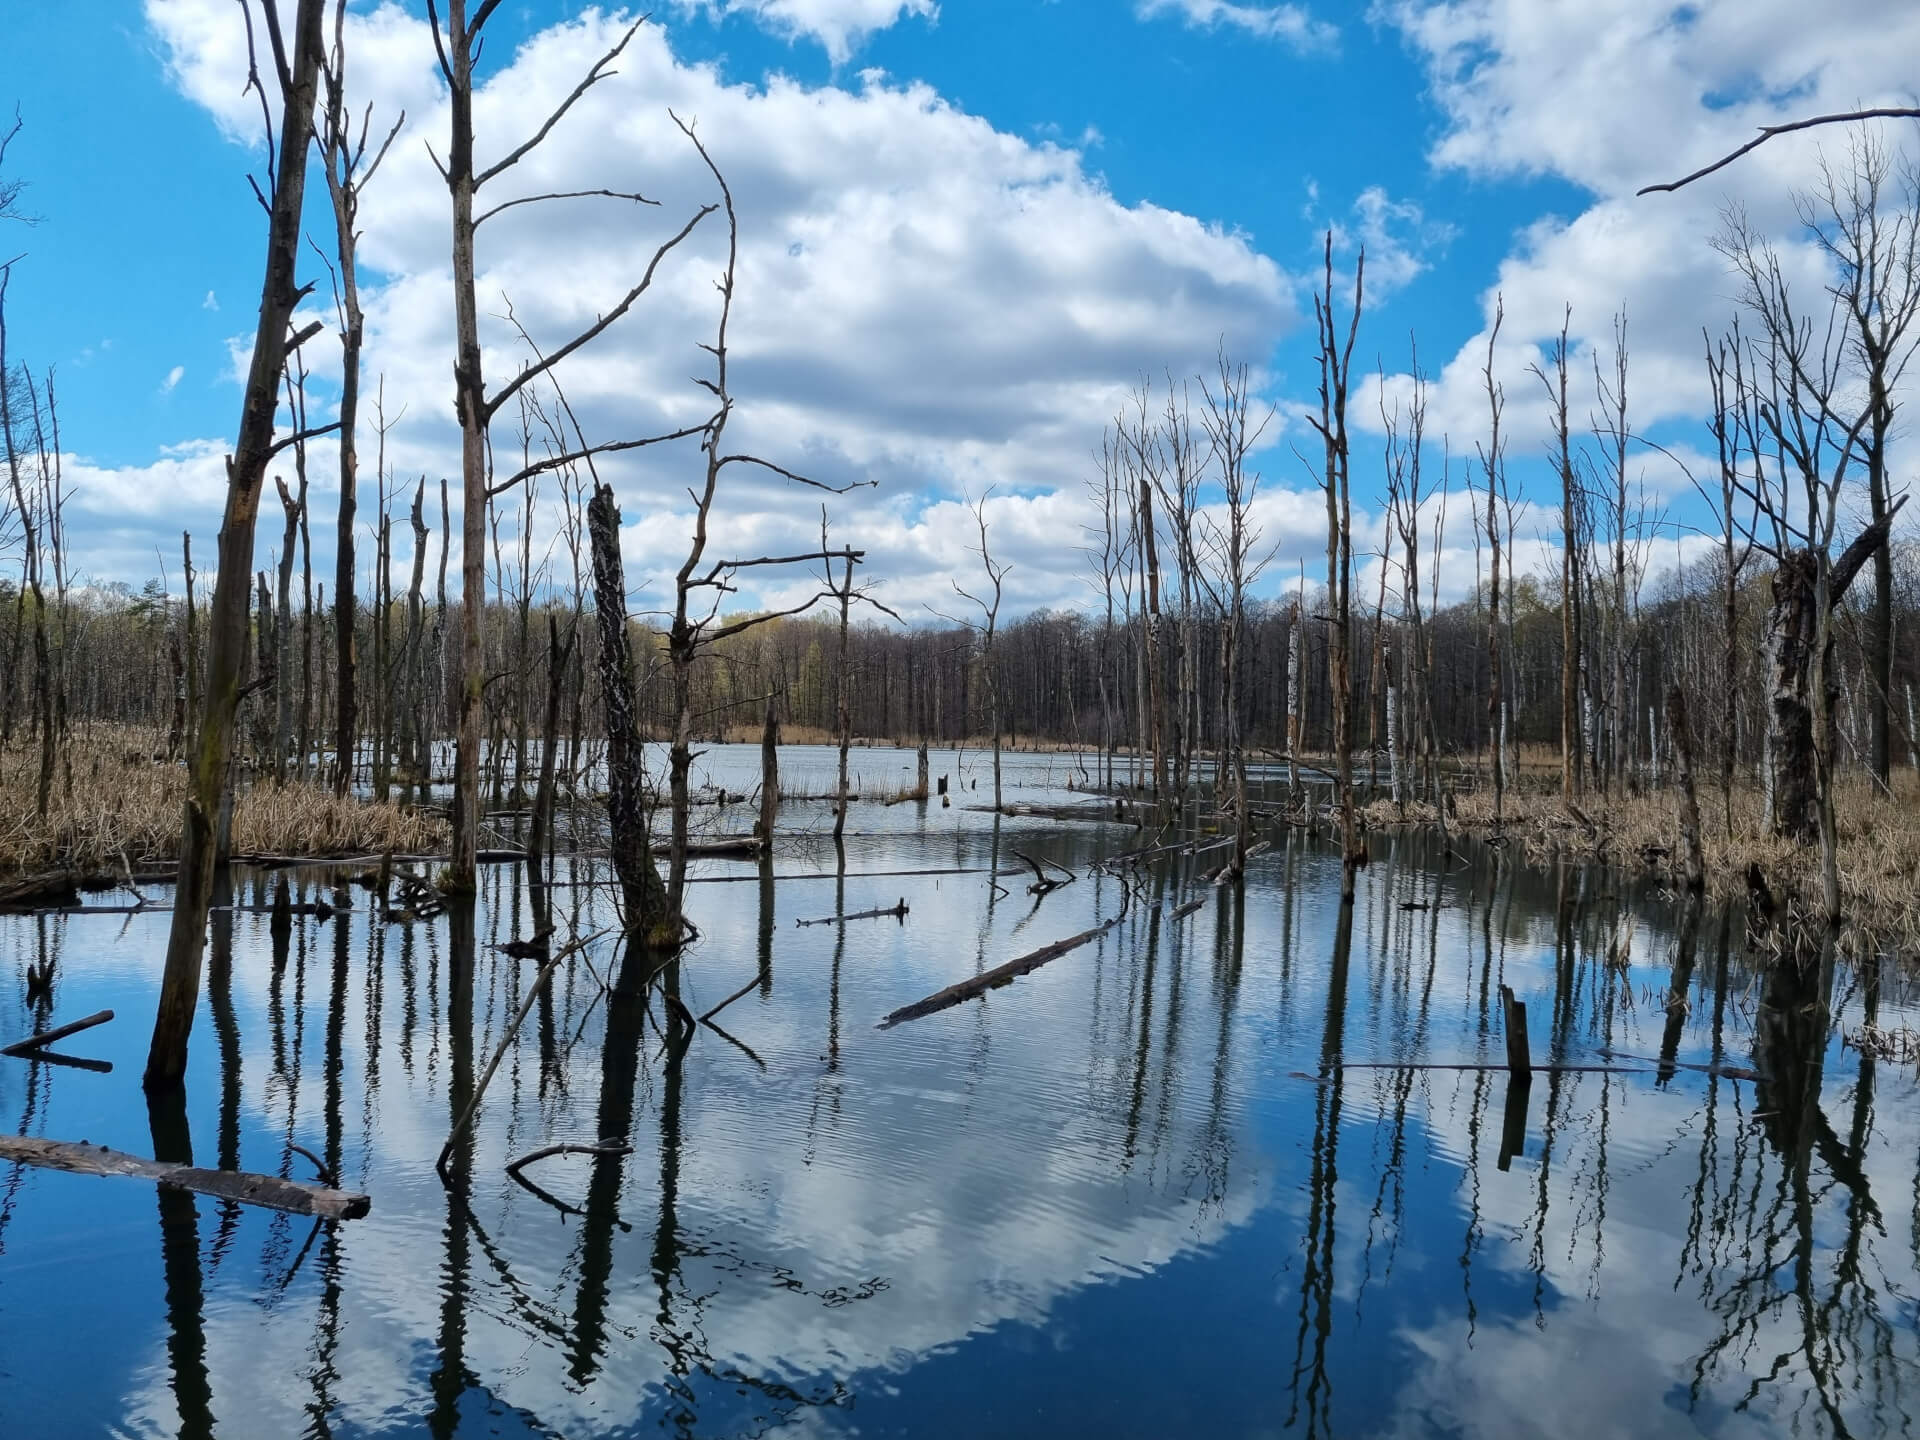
148 0 327 1093
757 692 779 844
833 553 853 840
273 477 302 783
1667 683 1705 892
404 482 428 793
527 614 572 937
587 482 671 943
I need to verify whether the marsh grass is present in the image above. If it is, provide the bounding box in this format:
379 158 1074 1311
1424 772 1920 948
0 727 445 874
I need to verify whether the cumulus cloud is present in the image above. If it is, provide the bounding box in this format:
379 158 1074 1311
1369 0 1920 477
1135 0 1337 49
670 0 937 62
132 2 1297 615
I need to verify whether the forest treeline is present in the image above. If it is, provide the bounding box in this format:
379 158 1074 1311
3 536 1916 807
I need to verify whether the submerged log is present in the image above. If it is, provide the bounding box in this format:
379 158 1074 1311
2 1009 114 1058
877 913 1125 1029
0 1135 370 1219
795 899 910 927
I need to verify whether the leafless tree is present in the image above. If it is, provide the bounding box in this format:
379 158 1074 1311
148 0 333 1093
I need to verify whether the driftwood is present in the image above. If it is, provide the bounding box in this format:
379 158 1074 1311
0 1135 370 1219
795 899 910 928
1013 850 1074 895
877 913 1125 1029
3 1009 114 1058
654 835 762 859
1169 897 1206 921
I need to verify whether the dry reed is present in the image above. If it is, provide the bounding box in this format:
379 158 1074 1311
0 727 445 874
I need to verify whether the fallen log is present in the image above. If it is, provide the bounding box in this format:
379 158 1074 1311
656 836 762 859
1169 897 1206 921
2 1009 114 1059
0 870 82 911
0 1135 370 1219
877 913 1125 1029
795 899 910 927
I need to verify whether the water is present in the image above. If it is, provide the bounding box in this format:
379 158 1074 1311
1 745 1915 1438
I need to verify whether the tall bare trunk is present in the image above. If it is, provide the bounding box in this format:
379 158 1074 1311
148 0 327 1092
587 483 671 943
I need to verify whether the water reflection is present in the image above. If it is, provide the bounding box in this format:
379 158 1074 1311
0 746 1914 1437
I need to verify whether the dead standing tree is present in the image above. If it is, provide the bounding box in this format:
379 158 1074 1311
427 2 692 894
935 491 1011 814
1305 233 1366 901
318 0 401 794
148 0 334 1093
1195 351 1273 878
1718 215 1905 921
1478 297 1510 830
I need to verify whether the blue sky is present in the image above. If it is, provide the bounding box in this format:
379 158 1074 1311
1 1 1915 611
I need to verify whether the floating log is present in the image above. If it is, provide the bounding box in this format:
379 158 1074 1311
0 1135 370 1219
654 836 763 859
1169 897 1206 921
796 899 910 928
877 913 1125 1029
3 1009 114 1059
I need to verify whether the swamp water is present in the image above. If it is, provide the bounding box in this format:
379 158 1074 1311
1 744 1916 1438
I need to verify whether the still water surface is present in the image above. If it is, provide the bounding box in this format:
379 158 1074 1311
0 745 1915 1438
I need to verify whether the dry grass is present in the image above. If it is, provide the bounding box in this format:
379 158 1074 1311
1415 771 1920 948
0 727 445 874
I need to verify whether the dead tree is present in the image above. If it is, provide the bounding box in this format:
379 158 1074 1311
1478 296 1509 829
1798 131 1920 787
586 482 672 942
318 0 400 795
1306 233 1366 900
148 0 331 1093
1531 305 1583 799
937 491 1011 813
1196 351 1272 877
428 2 701 894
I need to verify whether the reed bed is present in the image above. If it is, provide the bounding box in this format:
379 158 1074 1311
0 729 445 874
1425 773 1920 950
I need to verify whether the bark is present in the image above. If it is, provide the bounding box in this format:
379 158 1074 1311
1667 683 1706 892
273 477 301 783
446 0 487 894
757 693 779 843
587 483 671 943
148 0 327 1093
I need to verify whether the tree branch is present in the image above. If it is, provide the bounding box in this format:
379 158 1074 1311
474 15 646 187
474 188 660 228
1640 108 1920 196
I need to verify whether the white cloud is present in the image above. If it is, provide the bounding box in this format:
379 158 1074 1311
671 0 937 63
1367 0 1920 496
202 289 218 310
1135 0 1337 50
160 364 185 394
131 2 1297 616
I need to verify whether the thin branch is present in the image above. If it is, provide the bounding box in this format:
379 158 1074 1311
475 16 646 187
1641 108 1920 195
475 188 659 228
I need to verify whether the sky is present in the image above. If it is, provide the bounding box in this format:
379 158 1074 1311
1 0 1917 620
